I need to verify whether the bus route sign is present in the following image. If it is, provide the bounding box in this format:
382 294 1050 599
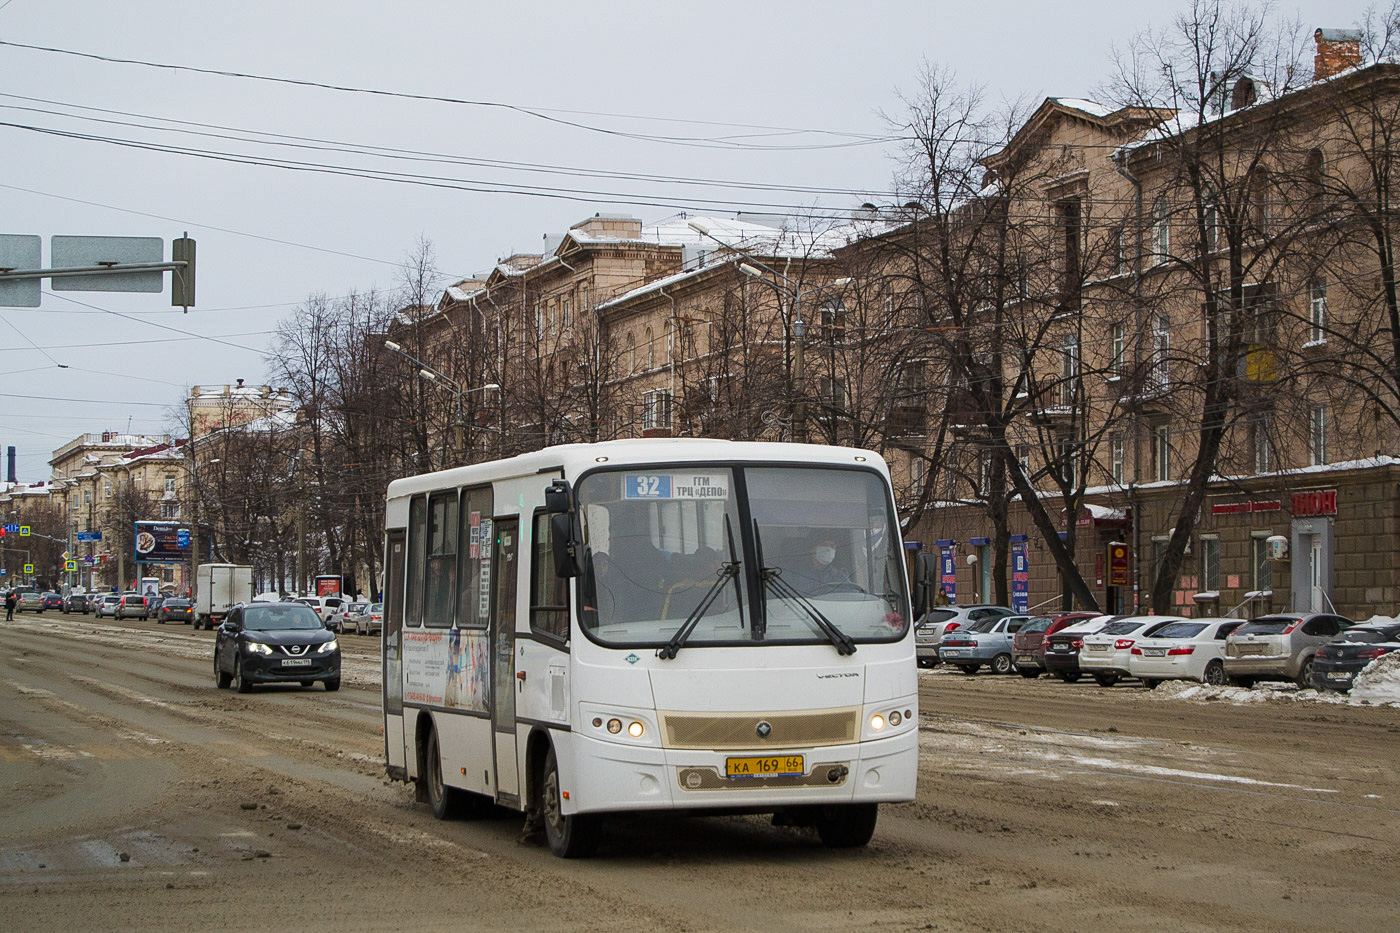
623 473 728 500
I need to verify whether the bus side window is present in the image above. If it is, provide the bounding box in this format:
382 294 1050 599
531 512 569 643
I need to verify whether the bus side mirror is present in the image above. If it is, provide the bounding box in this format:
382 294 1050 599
911 552 937 619
545 480 572 514
551 513 581 578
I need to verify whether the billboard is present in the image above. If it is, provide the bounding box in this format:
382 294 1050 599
134 521 190 564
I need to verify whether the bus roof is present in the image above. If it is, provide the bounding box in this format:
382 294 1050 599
385 438 890 501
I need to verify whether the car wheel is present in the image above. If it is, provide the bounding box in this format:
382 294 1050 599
956 664 980 675
215 654 231 689
1140 678 1160 690
1295 657 1316 689
423 726 462 820
991 653 1013 675
814 803 880 848
542 744 597 858
1093 672 1119 688
1017 667 1040 679
1055 671 1082 683
1203 660 1227 686
325 678 341 691
234 657 252 694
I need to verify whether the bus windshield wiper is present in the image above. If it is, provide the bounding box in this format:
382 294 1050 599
655 561 741 660
751 521 855 656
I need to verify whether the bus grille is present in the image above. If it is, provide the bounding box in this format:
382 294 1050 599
660 709 859 749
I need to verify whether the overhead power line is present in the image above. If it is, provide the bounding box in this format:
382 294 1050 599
0 39 896 151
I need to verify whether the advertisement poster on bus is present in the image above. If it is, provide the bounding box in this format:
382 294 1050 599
402 628 488 712
133 521 190 564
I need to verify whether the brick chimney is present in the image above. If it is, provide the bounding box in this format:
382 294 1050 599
1314 28 1363 82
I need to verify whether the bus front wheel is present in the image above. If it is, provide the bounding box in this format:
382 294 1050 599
542 745 596 858
424 727 462 820
814 803 879 848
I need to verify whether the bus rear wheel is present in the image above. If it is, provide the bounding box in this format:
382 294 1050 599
542 745 596 858
815 803 879 848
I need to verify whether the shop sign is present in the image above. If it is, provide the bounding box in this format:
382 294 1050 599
1291 489 1337 517
1210 500 1281 515
1107 541 1131 587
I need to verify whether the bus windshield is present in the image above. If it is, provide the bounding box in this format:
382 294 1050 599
575 465 907 649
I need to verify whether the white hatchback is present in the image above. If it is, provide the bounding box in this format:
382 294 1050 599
1128 617 1246 688
1079 616 1186 687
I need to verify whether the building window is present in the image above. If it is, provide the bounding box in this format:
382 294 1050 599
1152 424 1171 481
978 450 993 497
643 390 673 430
1148 314 1170 393
1110 323 1125 377
1200 536 1220 592
1110 435 1125 485
1055 434 1077 488
164 476 176 497
562 298 572 331
627 333 636 373
819 297 846 338
1015 444 1031 478
1254 417 1273 474
1057 196 1082 308
1309 279 1327 344
579 283 589 312
1151 197 1170 262
160 501 180 520
1309 406 1328 466
1112 225 1127 276
646 327 655 370
910 457 926 489
1059 332 1079 407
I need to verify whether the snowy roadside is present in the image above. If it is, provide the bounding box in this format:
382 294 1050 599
1151 650 1400 709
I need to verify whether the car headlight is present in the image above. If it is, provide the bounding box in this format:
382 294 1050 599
317 639 339 654
244 641 273 656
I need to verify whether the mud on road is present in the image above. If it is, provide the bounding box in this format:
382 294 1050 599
2 614 1397 932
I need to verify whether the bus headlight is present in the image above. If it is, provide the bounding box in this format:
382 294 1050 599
627 721 645 738
869 713 886 731
607 719 622 734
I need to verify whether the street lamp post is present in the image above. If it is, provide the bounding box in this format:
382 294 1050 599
385 340 500 464
686 222 850 444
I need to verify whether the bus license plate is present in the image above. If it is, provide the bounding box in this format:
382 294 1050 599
281 658 313 667
726 755 804 778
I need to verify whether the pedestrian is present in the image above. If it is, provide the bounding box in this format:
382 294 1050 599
4 588 16 621
934 584 952 606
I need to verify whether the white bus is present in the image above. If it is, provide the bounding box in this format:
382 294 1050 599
381 439 918 857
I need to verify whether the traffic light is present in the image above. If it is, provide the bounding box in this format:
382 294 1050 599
171 236 196 309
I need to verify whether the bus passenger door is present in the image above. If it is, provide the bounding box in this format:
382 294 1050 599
490 517 521 806
383 530 407 773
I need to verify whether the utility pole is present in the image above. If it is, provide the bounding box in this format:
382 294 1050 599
294 449 307 596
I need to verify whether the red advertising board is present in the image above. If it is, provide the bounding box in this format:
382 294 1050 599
315 575 343 597
1107 542 1131 588
1291 489 1337 517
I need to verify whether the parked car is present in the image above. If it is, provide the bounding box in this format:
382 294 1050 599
353 602 384 637
156 597 195 624
331 601 366 634
94 594 120 618
1042 615 1121 682
295 595 346 627
1311 621 1400 691
1224 613 1352 688
939 614 1040 674
40 592 64 611
914 605 1015 667
1012 611 1100 677
115 593 150 621
1128 617 1246 687
214 601 341 692
1080 616 1187 687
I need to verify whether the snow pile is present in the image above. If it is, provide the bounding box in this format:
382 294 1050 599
1150 679 1343 705
1348 651 1400 707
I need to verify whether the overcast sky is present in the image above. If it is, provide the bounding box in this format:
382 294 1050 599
0 0 1361 480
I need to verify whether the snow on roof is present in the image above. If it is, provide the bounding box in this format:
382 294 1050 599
1051 97 1115 118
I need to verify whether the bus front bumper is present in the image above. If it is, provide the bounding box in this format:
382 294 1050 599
564 728 919 816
